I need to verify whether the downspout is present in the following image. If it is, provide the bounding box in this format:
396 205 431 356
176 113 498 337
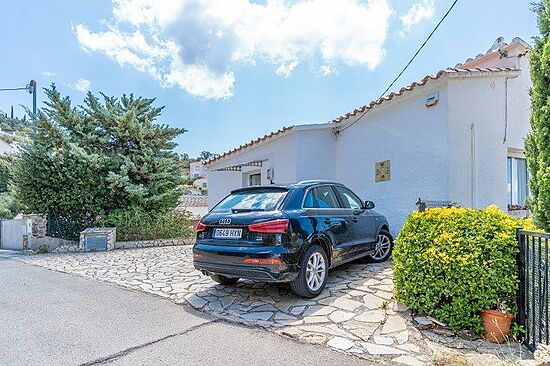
470 123 476 207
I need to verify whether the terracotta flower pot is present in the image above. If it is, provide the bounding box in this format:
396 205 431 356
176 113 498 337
481 309 514 343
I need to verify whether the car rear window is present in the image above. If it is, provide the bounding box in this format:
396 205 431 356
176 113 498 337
212 189 288 213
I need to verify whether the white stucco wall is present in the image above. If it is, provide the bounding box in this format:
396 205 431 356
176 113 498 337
447 64 530 211
190 161 207 178
207 132 298 208
294 126 336 181
505 55 532 151
334 81 450 235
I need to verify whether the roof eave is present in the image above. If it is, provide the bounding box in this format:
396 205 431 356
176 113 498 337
331 68 519 127
205 126 294 167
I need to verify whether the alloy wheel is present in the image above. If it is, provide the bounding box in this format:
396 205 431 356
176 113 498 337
306 252 326 291
371 234 392 260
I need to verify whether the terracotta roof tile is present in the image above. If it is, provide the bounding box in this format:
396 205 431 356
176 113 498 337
455 37 530 68
206 125 294 165
330 67 518 124
178 195 208 208
206 66 519 165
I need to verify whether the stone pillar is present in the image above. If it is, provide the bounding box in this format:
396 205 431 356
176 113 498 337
20 214 47 238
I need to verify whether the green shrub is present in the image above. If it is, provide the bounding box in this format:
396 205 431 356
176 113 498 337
99 207 194 241
37 245 49 254
0 192 23 219
394 205 533 333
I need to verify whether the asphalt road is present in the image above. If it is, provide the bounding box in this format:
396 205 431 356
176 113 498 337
0 252 370 366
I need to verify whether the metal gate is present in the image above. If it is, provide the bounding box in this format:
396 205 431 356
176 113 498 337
0 219 30 250
518 229 550 351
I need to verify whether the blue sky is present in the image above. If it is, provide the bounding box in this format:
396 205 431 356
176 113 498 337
0 0 538 157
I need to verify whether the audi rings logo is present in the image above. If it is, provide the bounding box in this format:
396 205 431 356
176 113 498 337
218 218 232 225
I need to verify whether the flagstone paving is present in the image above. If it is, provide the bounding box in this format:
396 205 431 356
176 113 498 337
21 246 530 365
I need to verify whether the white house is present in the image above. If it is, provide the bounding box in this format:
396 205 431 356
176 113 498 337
190 161 208 179
206 38 532 236
193 177 208 190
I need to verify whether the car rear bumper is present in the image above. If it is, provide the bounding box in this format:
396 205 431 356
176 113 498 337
194 261 298 282
193 243 299 282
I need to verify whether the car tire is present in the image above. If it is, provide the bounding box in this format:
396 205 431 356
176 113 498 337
367 230 394 263
290 244 328 298
210 274 239 285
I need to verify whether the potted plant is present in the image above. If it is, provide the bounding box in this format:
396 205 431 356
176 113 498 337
481 301 514 343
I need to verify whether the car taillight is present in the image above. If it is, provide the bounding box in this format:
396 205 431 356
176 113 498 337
248 219 289 233
196 222 207 232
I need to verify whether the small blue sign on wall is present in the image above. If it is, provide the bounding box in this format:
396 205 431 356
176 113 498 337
84 235 108 251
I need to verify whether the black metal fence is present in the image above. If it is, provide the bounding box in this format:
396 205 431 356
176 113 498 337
518 229 550 351
47 210 95 241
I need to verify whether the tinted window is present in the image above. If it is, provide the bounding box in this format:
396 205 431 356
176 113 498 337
213 190 287 213
314 186 340 208
303 189 315 208
335 186 363 209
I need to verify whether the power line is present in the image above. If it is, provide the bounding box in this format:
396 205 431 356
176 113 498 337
0 87 28 92
0 81 37 115
336 0 459 134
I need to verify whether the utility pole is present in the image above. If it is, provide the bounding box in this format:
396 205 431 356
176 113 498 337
0 79 37 116
29 80 37 116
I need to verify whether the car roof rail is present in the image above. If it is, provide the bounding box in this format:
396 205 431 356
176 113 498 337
297 180 340 185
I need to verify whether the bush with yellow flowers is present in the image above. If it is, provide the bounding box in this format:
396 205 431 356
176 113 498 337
394 205 537 333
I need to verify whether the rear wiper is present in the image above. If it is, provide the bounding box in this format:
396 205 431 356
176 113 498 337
231 208 266 213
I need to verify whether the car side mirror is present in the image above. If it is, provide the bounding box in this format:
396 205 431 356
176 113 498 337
364 200 375 210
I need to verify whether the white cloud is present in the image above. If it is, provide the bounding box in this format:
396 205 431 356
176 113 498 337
73 78 92 93
276 60 300 78
75 0 392 99
320 65 337 77
42 71 55 77
400 0 435 32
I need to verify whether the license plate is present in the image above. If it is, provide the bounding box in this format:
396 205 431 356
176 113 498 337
213 228 242 239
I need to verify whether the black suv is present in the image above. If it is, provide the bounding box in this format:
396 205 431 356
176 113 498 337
193 180 392 298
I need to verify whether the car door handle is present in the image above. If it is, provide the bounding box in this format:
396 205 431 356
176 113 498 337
351 217 358 223
353 210 363 216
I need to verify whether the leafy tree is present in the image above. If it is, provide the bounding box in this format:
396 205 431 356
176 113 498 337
11 85 186 237
526 1 550 231
198 150 215 160
0 192 23 219
0 157 10 193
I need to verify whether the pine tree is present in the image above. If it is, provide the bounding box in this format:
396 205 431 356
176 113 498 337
526 1 550 231
12 85 186 236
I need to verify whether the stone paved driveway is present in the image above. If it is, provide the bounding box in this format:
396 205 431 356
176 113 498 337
21 246 526 366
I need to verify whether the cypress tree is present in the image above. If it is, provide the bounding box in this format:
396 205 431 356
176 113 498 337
526 1 550 231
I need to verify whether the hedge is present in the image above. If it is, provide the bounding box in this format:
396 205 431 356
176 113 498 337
393 205 535 333
99 206 194 241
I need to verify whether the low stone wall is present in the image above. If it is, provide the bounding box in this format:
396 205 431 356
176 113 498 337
114 238 194 250
49 241 80 253
40 236 194 253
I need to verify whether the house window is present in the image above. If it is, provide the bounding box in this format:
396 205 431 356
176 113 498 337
248 173 261 186
507 156 529 209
